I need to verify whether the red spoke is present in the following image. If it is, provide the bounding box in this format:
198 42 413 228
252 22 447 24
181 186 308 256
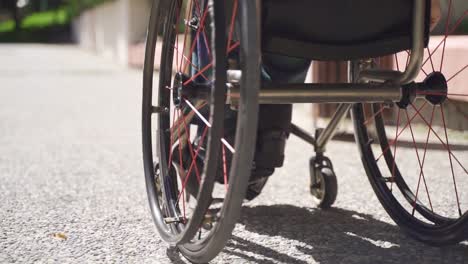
180 109 201 182
228 41 241 54
447 64 468 83
440 106 462 216
182 188 186 220
183 62 213 86
375 102 428 162
390 109 401 191
192 0 213 61
179 0 194 72
182 7 210 74
421 11 468 69
173 3 183 72
173 44 209 81
421 67 429 77
177 126 209 204
440 0 454 72
410 103 468 176
227 0 238 51
413 106 437 215
363 104 384 126
222 143 229 191
405 109 434 215
202 30 213 61
426 47 435 73
170 101 208 135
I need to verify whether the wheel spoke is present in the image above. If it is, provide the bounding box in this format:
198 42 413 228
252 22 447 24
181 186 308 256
179 0 194 72
182 188 187 221
174 3 184 72
180 109 201 182
184 99 212 127
192 0 213 61
221 138 236 154
390 109 401 191
405 109 434 215
447 64 468 83
183 61 214 86
228 41 241 54
182 6 210 73
227 0 238 51
439 106 462 216
177 125 209 204
376 102 428 162
410 103 468 176
426 47 435 73
421 10 467 69
364 104 384 126
173 44 209 81
440 0 453 72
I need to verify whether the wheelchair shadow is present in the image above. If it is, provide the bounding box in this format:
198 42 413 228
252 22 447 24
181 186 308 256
223 205 468 264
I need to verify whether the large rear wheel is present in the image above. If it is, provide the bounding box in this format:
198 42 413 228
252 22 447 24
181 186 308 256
353 3 468 245
142 0 260 262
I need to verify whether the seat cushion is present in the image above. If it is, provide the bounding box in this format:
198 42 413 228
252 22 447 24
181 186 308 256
262 0 430 60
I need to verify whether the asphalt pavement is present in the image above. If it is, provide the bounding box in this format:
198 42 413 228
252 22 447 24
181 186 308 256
0 45 467 263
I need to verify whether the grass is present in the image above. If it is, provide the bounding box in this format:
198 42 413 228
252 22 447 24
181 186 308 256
0 8 70 33
0 8 72 42
21 8 70 29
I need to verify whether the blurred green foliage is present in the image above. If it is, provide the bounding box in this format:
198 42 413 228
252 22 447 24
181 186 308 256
0 0 113 42
66 0 114 17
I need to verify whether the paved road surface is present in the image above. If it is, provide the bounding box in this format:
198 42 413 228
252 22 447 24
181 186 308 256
0 45 467 263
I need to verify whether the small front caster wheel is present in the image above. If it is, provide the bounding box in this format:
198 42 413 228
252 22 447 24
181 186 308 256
310 156 338 209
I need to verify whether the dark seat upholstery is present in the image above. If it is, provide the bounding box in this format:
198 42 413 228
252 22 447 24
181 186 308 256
262 0 430 60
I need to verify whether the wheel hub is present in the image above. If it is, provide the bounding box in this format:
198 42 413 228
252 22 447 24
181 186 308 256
420 71 448 105
173 72 211 106
398 71 448 108
173 72 185 107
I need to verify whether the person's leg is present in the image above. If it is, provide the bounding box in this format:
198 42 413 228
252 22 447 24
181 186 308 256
246 54 311 200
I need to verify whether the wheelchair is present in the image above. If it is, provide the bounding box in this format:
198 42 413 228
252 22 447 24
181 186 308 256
142 0 468 262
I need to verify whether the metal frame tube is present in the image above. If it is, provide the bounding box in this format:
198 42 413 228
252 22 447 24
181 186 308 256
228 82 401 104
315 103 351 152
359 0 426 84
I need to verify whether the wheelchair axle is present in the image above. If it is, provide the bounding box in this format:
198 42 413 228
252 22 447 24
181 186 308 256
177 70 448 107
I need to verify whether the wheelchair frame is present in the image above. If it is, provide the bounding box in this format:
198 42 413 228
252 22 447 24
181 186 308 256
191 0 427 153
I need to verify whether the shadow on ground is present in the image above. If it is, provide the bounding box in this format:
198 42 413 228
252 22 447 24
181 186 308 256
220 205 468 264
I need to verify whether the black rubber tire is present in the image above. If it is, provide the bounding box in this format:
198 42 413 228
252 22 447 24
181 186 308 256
310 166 338 209
352 103 468 245
178 0 260 262
142 0 227 245
142 0 260 262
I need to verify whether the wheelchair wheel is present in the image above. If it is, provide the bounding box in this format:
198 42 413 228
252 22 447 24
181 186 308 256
353 7 468 245
309 156 338 209
142 0 260 262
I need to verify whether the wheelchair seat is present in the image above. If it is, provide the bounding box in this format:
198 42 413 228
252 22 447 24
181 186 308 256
262 0 430 60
